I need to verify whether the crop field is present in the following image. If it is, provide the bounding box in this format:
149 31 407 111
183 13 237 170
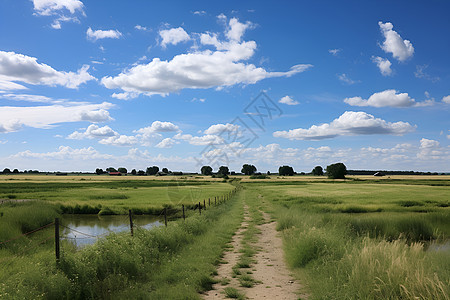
0 175 449 299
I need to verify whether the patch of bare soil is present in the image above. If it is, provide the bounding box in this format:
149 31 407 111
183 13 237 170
245 212 307 299
203 205 250 299
203 205 307 299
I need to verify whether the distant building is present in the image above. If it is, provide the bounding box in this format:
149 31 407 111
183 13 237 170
373 172 385 177
108 172 122 176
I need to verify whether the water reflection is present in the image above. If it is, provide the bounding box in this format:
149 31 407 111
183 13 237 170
62 214 163 247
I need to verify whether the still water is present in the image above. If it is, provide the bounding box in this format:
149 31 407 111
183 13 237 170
62 214 163 247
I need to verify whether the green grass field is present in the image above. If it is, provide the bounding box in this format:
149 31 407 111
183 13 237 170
0 175 449 299
242 178 449 299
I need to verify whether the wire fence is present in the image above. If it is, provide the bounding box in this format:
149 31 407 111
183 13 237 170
0 187 240 263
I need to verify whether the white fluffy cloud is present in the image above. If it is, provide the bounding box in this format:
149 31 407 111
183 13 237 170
344 90 417 107
0 80 27 91
68 124 117 140
278 96 299 105
0 51 95 88
86 27 122 41
204 123 240 135
32 0 84 16
0 102 113 132
442 95 450 104
371 56 392 76
135 121 179 135
155 138 178 148
99 135 138 146
378 21 414 62
101 17 312 98
159 27 190 48
273 111 415 140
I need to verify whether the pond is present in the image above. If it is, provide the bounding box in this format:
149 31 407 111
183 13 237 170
61 214 163 248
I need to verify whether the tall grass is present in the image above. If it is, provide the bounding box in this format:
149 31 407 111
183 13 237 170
0 190 243 299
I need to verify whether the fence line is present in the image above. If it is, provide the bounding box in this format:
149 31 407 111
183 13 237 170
0 221 54 246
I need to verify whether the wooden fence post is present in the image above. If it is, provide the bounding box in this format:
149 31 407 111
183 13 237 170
55 218 60 261
203 199 206 210
198 202 201 215
208 198 210 207
182 204 185 221
164 207 167 227
129 210 134 236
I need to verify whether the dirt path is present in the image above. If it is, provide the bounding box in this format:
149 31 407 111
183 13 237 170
203 202 306 299
245 211 306 299
203 205 250 299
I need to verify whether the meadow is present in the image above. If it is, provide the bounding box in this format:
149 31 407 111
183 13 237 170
0 174 449 299
243 178 449 299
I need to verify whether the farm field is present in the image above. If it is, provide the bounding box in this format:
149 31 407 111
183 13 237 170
0 175 449 299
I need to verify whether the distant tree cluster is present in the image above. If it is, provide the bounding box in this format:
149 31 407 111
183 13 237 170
326 163 347 179
241 164 257 175
279 165 294 176
312 166 324 176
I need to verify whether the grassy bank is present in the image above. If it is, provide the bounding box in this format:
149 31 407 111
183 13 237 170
245 180 450 299
0 188 243 299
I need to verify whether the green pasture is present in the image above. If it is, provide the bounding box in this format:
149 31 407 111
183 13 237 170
0 178 235 214
242 179 450 299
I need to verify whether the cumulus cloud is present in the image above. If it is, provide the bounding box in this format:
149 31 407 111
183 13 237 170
86 27 122 41
0 51 95 88
273 111 415 140
32 0 85 29
159 27 190 48
101 17 312 98
155 138 178 148
135 121 179 135
417 138 449 160
99 135 138 146
371 56 392 76
32 0 84 16
278 96 299 105
442 95 450 104
378 21 414 62
344 90 418 107
204 123 240 135
0 102 113 132
68 124 117 140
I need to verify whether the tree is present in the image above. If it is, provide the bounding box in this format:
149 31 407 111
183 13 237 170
218 166 230 176
241 164 257 175
2 168 11 174
137 170 146 176
146 166 159 175
13 169 19 174
162 167 169 174
131 169 137 175
201 166 213 176
326 163 347 179
95 168 104 175
106 167 117 173
278 165 294 176
312 166 324 176
118 167 127 174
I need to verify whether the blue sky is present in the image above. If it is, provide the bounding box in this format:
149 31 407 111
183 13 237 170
0 0 449 173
